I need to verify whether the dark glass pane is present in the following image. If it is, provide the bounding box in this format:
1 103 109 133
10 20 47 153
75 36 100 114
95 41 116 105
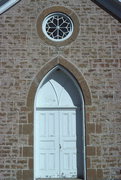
49 28 56 33
53 18 57 25
61 23 67 27
61 27 68 33
59 18 63 25
59 30 63 37
53 30 58 37
48 23 55 28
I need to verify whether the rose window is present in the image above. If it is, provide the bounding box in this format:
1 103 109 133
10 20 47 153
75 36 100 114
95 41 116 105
42 12 74 42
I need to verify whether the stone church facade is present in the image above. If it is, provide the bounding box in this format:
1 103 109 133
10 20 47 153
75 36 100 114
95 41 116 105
0 0 121 180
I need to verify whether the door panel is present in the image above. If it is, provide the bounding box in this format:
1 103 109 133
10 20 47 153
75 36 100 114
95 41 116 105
36 110 59 178
60 109 77 178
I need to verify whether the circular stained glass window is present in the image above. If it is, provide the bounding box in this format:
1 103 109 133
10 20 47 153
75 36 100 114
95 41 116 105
42 12 74 42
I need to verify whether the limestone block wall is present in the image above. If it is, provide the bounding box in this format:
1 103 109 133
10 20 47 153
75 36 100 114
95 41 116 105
0 0 121 180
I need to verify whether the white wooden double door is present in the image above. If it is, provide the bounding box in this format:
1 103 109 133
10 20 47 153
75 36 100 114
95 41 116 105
36 108 77 178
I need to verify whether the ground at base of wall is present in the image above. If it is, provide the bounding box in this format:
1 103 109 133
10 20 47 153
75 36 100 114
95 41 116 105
36 179 83 180
35 179 83 180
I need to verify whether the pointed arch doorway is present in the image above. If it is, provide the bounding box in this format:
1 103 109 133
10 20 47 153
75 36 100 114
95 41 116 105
34 65 85 180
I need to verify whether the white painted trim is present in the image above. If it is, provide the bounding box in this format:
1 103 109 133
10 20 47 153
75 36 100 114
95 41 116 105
34 65 86 180
0 0 20 14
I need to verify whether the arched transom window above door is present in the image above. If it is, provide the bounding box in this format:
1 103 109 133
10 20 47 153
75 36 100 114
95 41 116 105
36 66 83 108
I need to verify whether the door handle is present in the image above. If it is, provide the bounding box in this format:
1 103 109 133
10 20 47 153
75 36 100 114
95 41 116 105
59 144 61 149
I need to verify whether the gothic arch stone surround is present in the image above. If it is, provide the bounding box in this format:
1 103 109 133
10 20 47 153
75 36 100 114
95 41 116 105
27 56 92 110
20 56 92 180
